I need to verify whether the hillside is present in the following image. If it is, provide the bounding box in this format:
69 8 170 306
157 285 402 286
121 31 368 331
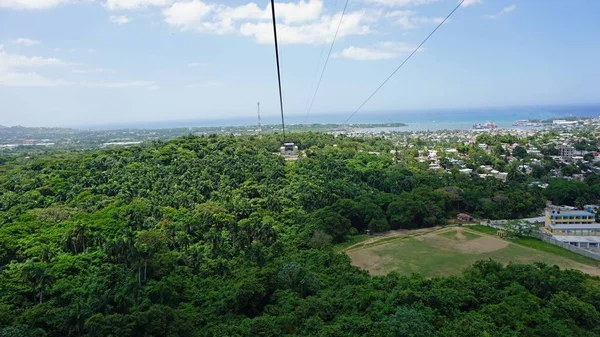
0 134 599 337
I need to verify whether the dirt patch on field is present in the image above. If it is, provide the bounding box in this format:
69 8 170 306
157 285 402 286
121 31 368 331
417 229 509 254
573 265 600 276
343 226 443 252
346 246 391 275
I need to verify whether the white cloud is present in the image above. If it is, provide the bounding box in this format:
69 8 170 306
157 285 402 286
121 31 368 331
0 71 70 87
385 10 443 29
0 46 154 88
13 38 41 46
163 0 213 29
0 0 70 10
106 0 171 10
162 0 366 44
461 0 482 7
485 4 516 19
0 73 157 88
361 0 438 6
264 0 323 24
109 15 131 24
240 11 371 45
0 47 69 69
334 41 417 61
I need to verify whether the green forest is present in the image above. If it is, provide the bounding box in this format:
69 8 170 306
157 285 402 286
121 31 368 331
1 134 599 336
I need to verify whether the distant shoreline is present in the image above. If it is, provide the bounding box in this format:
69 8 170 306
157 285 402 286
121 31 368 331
2 103 599 131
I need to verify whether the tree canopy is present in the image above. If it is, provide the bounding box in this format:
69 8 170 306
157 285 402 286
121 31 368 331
0 134 598 336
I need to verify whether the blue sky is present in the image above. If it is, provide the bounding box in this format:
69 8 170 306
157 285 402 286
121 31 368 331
0 0 599 127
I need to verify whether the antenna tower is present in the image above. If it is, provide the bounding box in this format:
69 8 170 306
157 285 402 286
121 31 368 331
257 102 262 138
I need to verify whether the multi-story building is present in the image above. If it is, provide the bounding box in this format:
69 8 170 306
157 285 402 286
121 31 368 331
557 145 574 159
545 210 599 235
545 210 600 250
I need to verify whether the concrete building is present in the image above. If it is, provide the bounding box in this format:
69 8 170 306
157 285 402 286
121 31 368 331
552 236 600 250
544 210 600 236
280 143 298 156
558 145 574 159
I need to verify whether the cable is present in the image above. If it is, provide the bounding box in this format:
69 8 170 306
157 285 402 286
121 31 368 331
271 0 286 142
343 0 465 126
303 0 339 123
304 0 350 124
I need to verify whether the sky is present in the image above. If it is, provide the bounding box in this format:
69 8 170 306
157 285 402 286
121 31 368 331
0 0 599 127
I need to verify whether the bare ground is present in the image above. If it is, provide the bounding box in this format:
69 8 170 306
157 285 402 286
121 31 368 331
417 228 509 254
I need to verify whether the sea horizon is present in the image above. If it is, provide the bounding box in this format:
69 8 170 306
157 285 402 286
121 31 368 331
44 103 600 131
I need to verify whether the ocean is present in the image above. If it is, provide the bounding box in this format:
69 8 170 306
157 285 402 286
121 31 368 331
85 104 600 131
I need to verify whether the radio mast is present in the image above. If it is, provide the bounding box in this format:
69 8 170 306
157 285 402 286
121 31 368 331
257 102 262 138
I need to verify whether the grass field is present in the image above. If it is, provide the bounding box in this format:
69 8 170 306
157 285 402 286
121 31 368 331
345 227 600 278
469 225 499 235
335 234 370 251
439 228 481 241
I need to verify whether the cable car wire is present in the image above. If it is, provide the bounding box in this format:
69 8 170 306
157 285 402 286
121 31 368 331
304 0 351 124
303 0 339 122
271 0 286 142
343 0 465 126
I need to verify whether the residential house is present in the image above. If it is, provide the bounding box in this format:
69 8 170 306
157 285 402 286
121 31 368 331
457 213 474 222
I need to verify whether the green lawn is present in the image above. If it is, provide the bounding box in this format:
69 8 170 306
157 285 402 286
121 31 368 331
469 225 500 235
469 225 600 266
335 234 370 251
512 236 600 266
346 230 600 278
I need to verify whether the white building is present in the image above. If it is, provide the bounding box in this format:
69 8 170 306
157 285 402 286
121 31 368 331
553 120 578 127
280 143 298 156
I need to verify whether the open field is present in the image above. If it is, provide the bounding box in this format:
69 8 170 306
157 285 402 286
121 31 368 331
345 227 600 277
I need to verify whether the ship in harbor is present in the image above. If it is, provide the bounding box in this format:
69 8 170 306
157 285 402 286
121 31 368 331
472 122 498 130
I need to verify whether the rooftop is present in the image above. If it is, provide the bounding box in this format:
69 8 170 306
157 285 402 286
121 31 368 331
548 210 595 217
552 236 600 243
549 223 600 230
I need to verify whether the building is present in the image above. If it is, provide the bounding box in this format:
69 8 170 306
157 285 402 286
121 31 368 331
552 236 600 250
489 170 508 182
544 210 600 236
552 120 578 127
280 143 298 156
457 213 474 222
558 145 574 159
